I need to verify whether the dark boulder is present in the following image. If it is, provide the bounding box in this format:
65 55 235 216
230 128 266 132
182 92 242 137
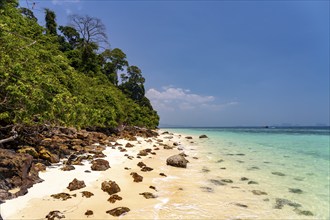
130 172 143 182
106 207 130 217
166 154 189 168
67 178 86 191
51 193 73 201
108 194 123 203
91 159 110 171
101 180 121 195
85 210 93 217
139 192 157 199
199 135 208 138
81 191 94 198
45 210 65 220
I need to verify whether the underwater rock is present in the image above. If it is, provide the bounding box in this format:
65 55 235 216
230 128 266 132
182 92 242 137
240 177 249 181
248 181 258 185
252 190 267 195
221 179 233 183
271 171 285 176
294 209 314 216
106 207 130 217
217 159 224 163
209 179 226 186
294 177 304 181
236 153 245 156
199 135 208 138
200 186 214 193
235 203 248 208
247 166 260 170
274 198 302 209
202 167 210 173
289 188 303 194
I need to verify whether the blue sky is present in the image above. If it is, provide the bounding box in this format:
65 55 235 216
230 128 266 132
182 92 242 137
21 0 329 126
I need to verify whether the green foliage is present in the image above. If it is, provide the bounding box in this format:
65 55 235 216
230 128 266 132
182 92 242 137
0 2 159 128
45 8 57 35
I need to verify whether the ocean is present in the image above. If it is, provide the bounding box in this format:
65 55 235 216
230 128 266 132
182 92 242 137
157 127 330 219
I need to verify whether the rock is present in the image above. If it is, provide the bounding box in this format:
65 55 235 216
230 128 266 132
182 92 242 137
137 150 148 156
139 192 157 199
240 177 249 181
39 148 60 163
106 207 130 217
248 181 258 185
85 210 93 216
137 162 146 168
274 198 302 209
185 136 193 139
200 187 214 193
81 191 94 198
294 209 314 216
149 186 157 191
235 203 248 208
84 170 91 173
221 179 233 183
17 146 39 158
289 188 303 194
192 157 198 159
125 143 134 148
163 145 173 150
202 167 210 173
130 172 143 182
166 154 189 168
159 173 167 177
91 159 110 171
67 178 86 191
173 142 179 146
252 190 267 195
45 210 65 220
108 194 123 203
33 162 46 172
141 166 153 172
271 171 285 176
236 153 245 156
51 193 73 201
217 159 224 163
61 165 75 171
199 135 208 138
101 181 121 195
247 166 260 170
209 179 226 186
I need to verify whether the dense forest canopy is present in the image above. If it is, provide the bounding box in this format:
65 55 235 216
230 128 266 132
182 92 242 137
0 0 159 129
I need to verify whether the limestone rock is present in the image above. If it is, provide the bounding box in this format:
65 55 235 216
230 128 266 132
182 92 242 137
81 191 94 198
141 166 153 172
91 159 110 171
67 178 86 191
130 172 143 182
166 154 189 168
45 210 65 220
101 181 121 195
108 194 123 203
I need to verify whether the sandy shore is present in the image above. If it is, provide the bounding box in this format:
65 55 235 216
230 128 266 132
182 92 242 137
1 130 191 219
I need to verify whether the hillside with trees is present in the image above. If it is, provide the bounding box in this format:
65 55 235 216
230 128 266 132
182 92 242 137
0 0 159 130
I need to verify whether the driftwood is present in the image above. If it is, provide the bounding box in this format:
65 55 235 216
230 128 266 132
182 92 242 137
0 125 18 145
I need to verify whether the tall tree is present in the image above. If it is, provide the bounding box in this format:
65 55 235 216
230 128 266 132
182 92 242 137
45 8 57 35
120 66 146 102
58 25 80 51
69 14 108 48
101 48 128 85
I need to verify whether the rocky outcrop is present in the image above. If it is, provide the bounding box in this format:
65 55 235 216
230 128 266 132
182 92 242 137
51 193 74 201
101 181 121 195
81 191 94 198
108 194 123 203
45 210 65 220
106 207 130 217
166 154 189 168
91 159 110 171
67 178 86 191
0 148 42 200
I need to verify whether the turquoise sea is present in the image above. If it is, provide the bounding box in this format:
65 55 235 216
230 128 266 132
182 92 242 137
163 127 330 219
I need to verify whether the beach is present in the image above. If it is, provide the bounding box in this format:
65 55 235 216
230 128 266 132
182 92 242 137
1 128 328 219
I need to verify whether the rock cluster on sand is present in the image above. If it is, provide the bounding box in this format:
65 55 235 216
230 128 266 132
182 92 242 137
166 154 189 168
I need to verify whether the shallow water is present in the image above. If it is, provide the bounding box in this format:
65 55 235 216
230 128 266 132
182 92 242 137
158 127 330 219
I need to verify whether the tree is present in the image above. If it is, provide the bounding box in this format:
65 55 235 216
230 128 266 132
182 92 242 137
120 66 146 102
58 25 80 51
100 48 128 85
45 8 57 35
69 14 108 48
20 7 37 21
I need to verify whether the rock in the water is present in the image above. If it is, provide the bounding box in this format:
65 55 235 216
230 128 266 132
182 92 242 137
85 210 93 216
81 191 94 198
67 178 85 191
240 177 249 181
108 194 123 203
173 142 179 146
141 166 153 172
149 186 157 191
91 159 110 171
274 198 301 209
101 181 121 195
166 154 189 168
252 190 267 195
271 171 285 176
289 188 303 194
221 179 233 183
294 209 314 216
61 165 75 171
51 192 73 201
235 203 248 208
139 192 157 199
200 187 214 193
209 179 226 186
106 207 130 217
199 135 208 138
159 173 167 177
130 172 143 182
185 136 193 139
202 167 210 173
248 181 258 185
45 210 65 220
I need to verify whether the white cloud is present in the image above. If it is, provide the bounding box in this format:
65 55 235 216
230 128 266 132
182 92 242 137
146 86 238 112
